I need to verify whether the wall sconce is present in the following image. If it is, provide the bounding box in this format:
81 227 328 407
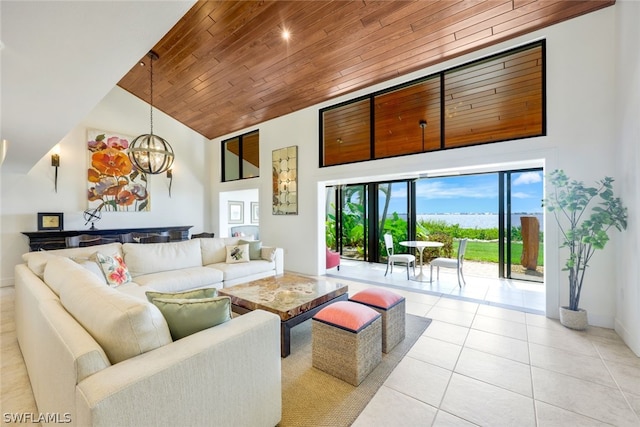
166 168 173 198
51 152 60 193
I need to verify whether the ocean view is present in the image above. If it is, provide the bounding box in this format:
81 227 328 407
416 213 544 229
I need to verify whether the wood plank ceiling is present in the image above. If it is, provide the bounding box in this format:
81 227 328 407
117 0 613 141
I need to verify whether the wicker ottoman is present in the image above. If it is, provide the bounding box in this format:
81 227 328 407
349 288 405 353
312 301 382 386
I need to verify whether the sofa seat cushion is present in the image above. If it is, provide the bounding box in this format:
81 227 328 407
57 258 172 364
116 282 157 301
207 260 275 282
132 267 224 293
123 239 203 277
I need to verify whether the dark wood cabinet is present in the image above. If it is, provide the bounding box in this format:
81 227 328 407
22 226 193 252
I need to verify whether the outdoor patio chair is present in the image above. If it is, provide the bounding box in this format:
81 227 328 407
326 247 341 271
384 233 415 280
430 238 468 287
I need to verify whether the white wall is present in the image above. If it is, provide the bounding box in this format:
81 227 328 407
0 86 209 286
210 6 638 338
614 0 640 355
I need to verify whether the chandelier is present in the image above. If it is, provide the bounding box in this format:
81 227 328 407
129 51 175 174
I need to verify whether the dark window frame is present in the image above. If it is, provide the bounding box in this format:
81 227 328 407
221 129 260 182
319 40 546 167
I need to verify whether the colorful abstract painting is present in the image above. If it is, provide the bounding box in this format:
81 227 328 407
87 129 150 212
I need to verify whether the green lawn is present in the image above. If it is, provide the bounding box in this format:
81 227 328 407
454 240 544 266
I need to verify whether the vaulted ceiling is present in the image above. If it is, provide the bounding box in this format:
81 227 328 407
117 0 614 141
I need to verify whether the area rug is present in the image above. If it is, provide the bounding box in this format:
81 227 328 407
280 314 432 427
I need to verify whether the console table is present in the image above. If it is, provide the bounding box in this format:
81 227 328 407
22 226 193 252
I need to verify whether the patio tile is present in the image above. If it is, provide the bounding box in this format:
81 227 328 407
441 373 535 427
406 336 462 371
426 306 475 328
531 366 639 425
464 329 529 364
405 301 433 317
353 385 438 427
535 401 612 427
605 359 640 395
423 320 469 346
593 338 640 368
454 347 533 397
432 410 479 426
384 356 452 407
528 343 616 388
476 304 526 323
527 324 599 357
471 314 528 340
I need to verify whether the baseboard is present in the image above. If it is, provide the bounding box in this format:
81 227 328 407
586 312 615 329
615 319 640 357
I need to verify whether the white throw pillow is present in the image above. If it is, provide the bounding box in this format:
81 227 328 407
225 244 250 264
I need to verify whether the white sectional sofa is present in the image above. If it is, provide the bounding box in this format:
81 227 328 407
15 237 284 426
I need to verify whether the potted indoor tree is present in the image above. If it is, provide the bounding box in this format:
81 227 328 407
544 170 627 330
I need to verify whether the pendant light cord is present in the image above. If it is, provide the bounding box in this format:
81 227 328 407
149 53 154 136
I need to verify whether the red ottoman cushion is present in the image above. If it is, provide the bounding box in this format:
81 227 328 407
313 301 380 333
350 288 404 310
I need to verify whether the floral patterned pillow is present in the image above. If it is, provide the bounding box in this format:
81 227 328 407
94 252 132 287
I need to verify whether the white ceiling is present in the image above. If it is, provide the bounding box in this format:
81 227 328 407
0 0 195 173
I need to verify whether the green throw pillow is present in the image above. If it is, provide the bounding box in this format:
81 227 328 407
145 288 218 303
150 296 232 340
239 239 262 260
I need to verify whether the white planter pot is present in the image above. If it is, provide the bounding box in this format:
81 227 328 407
559 306 588 330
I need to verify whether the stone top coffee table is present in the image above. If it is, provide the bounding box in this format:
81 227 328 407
218 273 348 357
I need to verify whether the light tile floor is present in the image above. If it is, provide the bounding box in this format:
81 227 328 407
339 278 640 426
2 274 639 427
329 258 546 314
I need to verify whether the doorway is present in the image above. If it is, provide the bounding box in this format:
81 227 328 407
326 168 544 283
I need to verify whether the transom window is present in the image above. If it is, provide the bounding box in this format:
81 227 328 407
222 130 259 182
320 41 545 167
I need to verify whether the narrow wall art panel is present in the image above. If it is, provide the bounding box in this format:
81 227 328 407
272 145 298 215
87 129 151 212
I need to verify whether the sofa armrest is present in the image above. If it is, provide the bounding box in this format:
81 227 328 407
75 309 281 427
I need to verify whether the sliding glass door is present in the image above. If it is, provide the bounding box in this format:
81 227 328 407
326 168 543 283
376 181 412 264
500 170 544 282
339 184 368 260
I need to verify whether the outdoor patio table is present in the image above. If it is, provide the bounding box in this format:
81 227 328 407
400 241 444 282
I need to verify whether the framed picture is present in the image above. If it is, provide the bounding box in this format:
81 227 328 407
228 201 244 224
250 202 259 224
87 129 151 212
37 212 64 231
272 145 298 215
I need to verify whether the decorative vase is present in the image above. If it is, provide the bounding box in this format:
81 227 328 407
559 306 588 330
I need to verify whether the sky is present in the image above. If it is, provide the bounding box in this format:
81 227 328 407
386 171 544 214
